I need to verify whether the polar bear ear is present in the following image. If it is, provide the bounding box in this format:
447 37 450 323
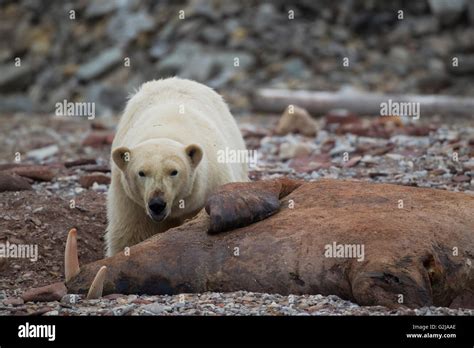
185 144 203 168
112 146 131 171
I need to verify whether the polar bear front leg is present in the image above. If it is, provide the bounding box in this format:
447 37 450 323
105 180 156 257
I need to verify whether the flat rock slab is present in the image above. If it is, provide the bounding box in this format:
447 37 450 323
4 165 56 182
0 173 32 192
67 179 474 308
21 282 67 303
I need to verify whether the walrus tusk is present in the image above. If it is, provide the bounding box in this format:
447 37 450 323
65 228 80 282
86 266 107 299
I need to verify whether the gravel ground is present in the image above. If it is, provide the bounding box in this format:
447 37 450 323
1 291 473 316
0 113 473 316
244 115 474 193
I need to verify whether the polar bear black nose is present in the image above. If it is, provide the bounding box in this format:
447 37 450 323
148 197 167 215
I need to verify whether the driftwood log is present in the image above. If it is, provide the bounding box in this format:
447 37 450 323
66 179 474 308
253 89 474 117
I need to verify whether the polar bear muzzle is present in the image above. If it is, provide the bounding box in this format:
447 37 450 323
147 196 168 222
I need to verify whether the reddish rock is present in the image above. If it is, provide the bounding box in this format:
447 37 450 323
0 163 31 171
343 155 362 168
65 158 97 168
82 131 115 147
339 122 392 139
22 282 67 303
241 128 268 139
404 125 433 137
105 133 115 144
131 298 153 305
324 111 361 125
321 139 336 153
3 297 24 306
79 173 111 188
463 161 474 171
335 118 434 139
102 293 126 300
81 164 111 173
91 121 108 130
430 168 447 176
0 173 32 192
288 154 332 173
376 116 404 127
27 307 54 316
6 165 55 182
0 257 7 271
453 175 471 183
369 144 396 156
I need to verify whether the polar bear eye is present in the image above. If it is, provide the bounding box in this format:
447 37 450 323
170 170 178 177
138 170 145 177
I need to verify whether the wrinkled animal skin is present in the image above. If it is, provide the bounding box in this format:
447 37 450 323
67 179 474 308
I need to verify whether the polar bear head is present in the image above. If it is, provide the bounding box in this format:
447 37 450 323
112 138 203 222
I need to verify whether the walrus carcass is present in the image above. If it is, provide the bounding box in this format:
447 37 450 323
65 179 474 308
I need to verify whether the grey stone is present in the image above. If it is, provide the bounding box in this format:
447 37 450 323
449 54 474 75
186 0 219 21
329 141 355 156
389 46 410 63
111 304 136 316
77 48 123 81
282 58 311 79
224 18 240 36
149 42 170 60
428 0 467 26
156 42 255 83
390 134 430 147
173 302 186 308
412 17 439 36
85 83 127 113
106 11 154 44
0 172 32 191
46 79 79 113
0 47 12 62
26 145 59 161
142 303 170 315
254 3 279 32
469 1 474 24
85 0 134 19
158 20 179 42
156 42 200 77
176 18 205 38
0 63 33 93
220 2 241 16
0 95 33 113
200 26 227 45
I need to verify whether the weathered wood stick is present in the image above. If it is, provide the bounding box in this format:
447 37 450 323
253 89 474 117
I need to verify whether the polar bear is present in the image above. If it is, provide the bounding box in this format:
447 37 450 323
105 78 248 256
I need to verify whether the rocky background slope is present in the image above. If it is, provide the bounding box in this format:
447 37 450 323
1 0 474 115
